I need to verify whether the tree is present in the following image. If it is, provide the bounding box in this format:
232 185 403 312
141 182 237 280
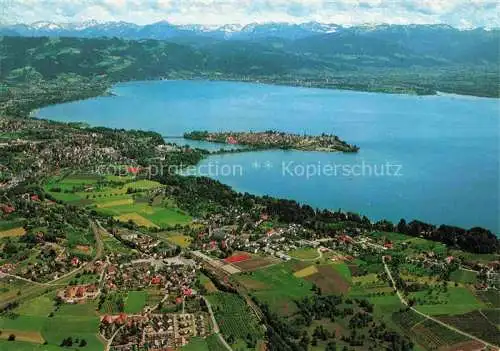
79 339 87 347
8 334 16 341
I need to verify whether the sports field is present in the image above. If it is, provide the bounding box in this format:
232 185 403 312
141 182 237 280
288 247 319 260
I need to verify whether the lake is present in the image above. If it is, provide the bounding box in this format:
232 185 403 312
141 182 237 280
37 80 499 232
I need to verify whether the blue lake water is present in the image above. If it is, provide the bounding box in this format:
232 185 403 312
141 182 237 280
37 80 499 232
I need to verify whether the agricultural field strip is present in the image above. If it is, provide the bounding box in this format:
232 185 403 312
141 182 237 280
383 256 499 349
201 297 232 351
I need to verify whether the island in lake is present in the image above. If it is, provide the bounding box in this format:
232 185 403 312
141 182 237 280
184 130 360 152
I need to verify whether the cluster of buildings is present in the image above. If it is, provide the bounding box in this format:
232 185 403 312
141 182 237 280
104 261 197 299
102 313 208 350
57 284 99 303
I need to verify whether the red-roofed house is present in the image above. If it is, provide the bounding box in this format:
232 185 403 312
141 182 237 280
30 194 40 202
445 256 454 264
226 136 238 145
0 204 15 214
102 315 114 324
116 313 128 324
71 257 80 266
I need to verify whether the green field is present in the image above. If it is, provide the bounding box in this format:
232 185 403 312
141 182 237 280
41 315 102 351
44 174 191 228
0 304 103 351
240 262 313 316
15 295 54 317
450 269 478 284
0 340 62 351
411 287 485 315
124 291 147 313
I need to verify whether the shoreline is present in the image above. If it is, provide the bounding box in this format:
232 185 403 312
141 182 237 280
29 79 498 233
73 77 500 109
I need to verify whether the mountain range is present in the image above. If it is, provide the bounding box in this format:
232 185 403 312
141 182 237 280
2 21 498 66
1 21 499 101
0 21 343 40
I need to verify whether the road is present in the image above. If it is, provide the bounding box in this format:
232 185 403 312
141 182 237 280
202 296 233 351
382 256 499 350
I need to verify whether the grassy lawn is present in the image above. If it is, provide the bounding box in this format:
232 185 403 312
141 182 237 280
288 247 319 260
124 291 147 313
411 287 485 315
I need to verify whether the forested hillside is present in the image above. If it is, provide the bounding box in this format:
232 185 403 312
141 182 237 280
0 32 498 117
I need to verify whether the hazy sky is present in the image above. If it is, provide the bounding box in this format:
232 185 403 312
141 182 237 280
2 0 499 28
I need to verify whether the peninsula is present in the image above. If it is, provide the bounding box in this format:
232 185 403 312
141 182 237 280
184 130 360 152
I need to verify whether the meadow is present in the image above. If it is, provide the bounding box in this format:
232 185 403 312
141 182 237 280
237 262 313 316
410 287 485 315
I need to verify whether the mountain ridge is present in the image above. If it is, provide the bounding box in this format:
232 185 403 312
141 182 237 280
2 20 497 42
